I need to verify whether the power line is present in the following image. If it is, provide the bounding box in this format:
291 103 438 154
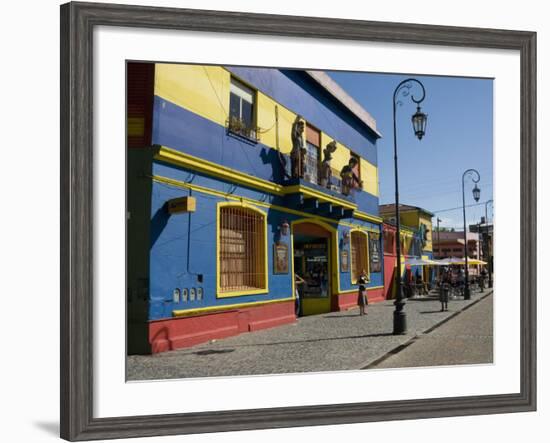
431 200 493 214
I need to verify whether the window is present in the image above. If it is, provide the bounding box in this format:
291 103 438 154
229 78 256 139
350 231 369 284
304 125 321 185
218 205 267 295
304 142 320 184
350 152 361 186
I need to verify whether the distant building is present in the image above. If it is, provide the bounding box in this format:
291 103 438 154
469 222 493 262
379 204 434 298
432 230 480 259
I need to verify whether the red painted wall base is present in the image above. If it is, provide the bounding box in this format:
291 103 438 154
337 287 385 311
148 300 296 353
384 254 397 300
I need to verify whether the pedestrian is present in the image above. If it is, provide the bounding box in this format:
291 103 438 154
480 267 488 291
294 273 305 317
357 270 369 316
439 278 449 311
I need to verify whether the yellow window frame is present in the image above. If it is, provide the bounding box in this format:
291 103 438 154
350 229 370 284
216 201 269 298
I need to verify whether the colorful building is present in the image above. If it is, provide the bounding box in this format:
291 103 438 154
433 230 481 259
127 63 385 354
379 204 434 299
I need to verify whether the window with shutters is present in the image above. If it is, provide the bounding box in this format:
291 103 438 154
218 204 267 296
304 124 321 185
350 230 369 284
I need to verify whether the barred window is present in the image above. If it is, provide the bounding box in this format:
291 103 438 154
219 205 266 294
351 231 369 284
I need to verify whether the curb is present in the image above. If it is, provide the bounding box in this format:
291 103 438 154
360 290 494 370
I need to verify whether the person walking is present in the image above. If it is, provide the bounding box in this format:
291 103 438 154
294 273 305 317
439 273 450 311
357 270 369 316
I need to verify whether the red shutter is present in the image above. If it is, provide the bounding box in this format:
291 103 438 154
127 63 155 148
306 125 320 147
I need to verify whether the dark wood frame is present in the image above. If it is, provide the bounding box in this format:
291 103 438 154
60 1 537 441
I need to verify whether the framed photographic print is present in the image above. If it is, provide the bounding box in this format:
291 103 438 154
60 1 536 441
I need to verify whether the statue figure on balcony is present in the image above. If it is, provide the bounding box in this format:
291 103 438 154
320 140 337 188
340 157 363 196
290 116 306 179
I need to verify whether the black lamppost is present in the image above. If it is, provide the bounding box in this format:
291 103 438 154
436 217 442 259
392 78 427 335
462 169 481 300
485 199 493 288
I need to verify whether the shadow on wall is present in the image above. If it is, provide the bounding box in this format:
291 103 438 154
260 147 289 184
150 203 170 248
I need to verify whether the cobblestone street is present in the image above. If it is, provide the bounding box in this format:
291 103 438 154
127 289 493 381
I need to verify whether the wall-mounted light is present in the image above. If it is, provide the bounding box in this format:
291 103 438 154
279 220 290 236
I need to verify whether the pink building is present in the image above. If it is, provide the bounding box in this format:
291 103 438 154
433 231 481 259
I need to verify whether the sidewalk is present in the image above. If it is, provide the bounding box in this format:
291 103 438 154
127 288 493 381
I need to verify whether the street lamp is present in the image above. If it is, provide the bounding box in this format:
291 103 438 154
436 217 442 259
462 169 481 300
392 78 427 335
485 199 494 288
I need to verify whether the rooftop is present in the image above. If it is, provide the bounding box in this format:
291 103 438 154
379 203 435 217
306 70 382 138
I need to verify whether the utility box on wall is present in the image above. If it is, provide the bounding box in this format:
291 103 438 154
167 196 197 214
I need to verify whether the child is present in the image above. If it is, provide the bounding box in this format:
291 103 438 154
357 270 369 316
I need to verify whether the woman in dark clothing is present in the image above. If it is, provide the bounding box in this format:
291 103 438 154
357 270 369 316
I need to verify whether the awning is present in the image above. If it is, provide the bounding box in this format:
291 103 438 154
405 258 438 266
433 258 487 266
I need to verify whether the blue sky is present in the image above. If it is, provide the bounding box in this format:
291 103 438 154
328 71 494 231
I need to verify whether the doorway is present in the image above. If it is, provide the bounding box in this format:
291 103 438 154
292 221 334 316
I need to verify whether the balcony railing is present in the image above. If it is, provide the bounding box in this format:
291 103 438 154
226 116 259 143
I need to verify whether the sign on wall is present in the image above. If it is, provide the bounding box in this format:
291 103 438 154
369 232 382 273
273 242 289 274
340 249 349 273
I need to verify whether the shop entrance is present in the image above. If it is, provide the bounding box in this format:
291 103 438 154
292 222 334 316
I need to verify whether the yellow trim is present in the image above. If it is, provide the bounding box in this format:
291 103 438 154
216 201 269 298
355 210 383 224
152 175 381 233
155 146 285 195
284 185 357 210
155 64 230 127
349 229 370 284
291 219 341 300
155 146 385 223
172 297 294 317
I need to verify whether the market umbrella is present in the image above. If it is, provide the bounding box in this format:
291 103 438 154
405 258 438 266
444 258 487 265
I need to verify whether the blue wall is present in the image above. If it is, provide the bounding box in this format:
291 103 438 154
227 67 380 164
152 95 380 215
148 161 383 321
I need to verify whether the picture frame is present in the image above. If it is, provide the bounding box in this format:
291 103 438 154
368 232 382 274
340 249 350 273
60 1 536 441
274 242 290 274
